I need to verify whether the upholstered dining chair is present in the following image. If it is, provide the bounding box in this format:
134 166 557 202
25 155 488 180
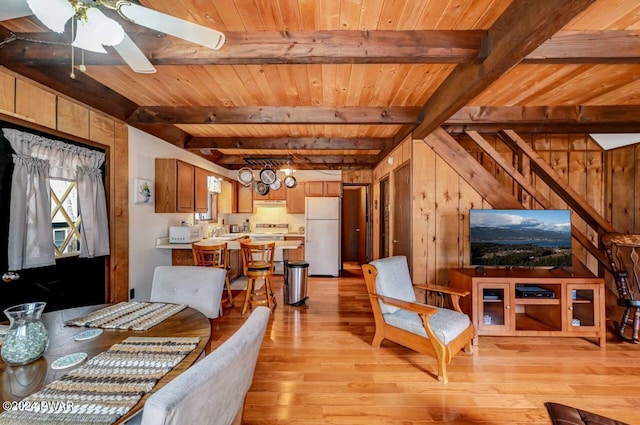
192 242 234 309
126 306 271 425
150 266 225 319
362 256 475 383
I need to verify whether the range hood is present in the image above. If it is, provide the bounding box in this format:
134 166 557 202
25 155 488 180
253 200 286 207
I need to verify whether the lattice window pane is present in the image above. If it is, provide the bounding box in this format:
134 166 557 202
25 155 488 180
50 179 81 257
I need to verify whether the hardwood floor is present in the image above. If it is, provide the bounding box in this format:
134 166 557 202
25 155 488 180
210 269 640 425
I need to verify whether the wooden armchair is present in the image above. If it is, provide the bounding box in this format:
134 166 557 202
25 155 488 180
362 256 474 383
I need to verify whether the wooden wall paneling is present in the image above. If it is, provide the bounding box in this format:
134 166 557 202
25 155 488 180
459 179 483 269
636 146 640 233
342 170 372 184
532 135 551 209
548 135 569 209
412 140 436 285
585 145 604 273
57 97 89 139
495 137 516 198
112 122 129 303
390 145 402 171
569 148 588 266
610 146 635 233
478 135 499 183
434 154 460 286
0 71 15 113
89 111 116 145
15 79 56 129
402 136 411 163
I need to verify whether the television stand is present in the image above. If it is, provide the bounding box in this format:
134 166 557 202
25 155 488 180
449 267 606 347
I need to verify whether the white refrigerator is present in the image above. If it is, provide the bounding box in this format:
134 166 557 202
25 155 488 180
305 197 340 276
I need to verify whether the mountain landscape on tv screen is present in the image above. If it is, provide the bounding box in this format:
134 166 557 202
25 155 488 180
470 226 572 267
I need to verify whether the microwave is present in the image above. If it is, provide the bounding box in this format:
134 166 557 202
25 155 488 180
169 226 203 243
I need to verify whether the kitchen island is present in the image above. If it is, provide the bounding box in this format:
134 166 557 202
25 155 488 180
156 236 302 279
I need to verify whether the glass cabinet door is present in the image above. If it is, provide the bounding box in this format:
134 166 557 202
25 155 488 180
477 283 511 331
567 285 598 331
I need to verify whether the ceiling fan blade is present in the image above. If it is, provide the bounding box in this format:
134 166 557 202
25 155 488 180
118 3 225 50
0 0 32 21
112 33 157 74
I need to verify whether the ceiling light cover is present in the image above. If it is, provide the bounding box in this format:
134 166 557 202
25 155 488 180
73 8 125 54
28 0 74 33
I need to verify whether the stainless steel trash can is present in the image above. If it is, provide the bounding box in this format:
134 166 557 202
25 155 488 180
284 260 309 306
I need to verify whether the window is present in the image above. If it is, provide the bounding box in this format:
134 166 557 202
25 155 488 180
50 179 81 257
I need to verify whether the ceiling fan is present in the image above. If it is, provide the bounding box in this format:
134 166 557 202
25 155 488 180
0 0 225 74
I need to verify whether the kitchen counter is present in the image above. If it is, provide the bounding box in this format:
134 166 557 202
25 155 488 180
155 236 302 251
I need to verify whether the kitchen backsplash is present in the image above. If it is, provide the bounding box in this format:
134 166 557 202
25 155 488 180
221 206 305 233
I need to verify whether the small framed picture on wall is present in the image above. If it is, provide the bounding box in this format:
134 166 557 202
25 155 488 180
134 178 154 204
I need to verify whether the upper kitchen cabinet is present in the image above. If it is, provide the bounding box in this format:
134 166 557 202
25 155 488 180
237 183 254 213
305 181 342 197
218 180 235 214
194 167 209 213
286 183 305 213
155 158 209 213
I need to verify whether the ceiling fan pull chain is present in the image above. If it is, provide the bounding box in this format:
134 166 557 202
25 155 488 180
69 17 75 79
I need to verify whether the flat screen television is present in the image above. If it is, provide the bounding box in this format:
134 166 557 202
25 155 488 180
469 209 572 268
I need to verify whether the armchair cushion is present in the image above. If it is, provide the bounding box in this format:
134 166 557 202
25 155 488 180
384 307 471 345
370 256 416 314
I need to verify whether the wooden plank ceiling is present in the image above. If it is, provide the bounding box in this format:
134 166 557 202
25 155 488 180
1 0 640 170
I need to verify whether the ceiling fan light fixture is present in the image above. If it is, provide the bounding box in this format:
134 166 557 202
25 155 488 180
72 7 125 54
28 0 74 33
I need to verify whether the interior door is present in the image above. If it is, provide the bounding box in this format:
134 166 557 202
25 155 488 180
392 162 411 269
380 177 390 258
341 186 367 265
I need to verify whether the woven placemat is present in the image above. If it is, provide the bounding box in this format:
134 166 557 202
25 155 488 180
64 302 188 331
0 336 200 425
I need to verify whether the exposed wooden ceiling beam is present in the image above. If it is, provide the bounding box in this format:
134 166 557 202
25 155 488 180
0 30 487 66
128 106 422 125
443 105 640 133
4 28 636 68
525 30 640 64
132 124 192 148
408 0 597 145
185 137 390 151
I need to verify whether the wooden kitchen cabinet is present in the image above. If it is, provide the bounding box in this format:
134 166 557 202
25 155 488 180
305 181 342 197
156 158 207 213
236 183 254 213
286 183 305 213
285 236 305 261
194 166 209 213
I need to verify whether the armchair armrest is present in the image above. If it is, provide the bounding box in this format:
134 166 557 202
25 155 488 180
370 294 438 317
414 283 470 298
413 283 468 313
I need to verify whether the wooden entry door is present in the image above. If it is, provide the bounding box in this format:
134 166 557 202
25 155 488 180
392 162 411 269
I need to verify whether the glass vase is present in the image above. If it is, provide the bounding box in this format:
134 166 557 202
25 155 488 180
1 302 49 365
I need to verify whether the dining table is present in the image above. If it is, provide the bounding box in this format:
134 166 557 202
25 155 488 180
0 303 211 424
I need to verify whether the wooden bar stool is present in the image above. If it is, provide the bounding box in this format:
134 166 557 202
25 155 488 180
192 242 234 308
240 241 277 315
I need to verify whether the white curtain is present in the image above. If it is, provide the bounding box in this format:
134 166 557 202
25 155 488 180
3 128 110 270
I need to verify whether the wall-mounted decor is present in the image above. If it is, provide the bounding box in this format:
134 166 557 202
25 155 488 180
134 178 153 204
